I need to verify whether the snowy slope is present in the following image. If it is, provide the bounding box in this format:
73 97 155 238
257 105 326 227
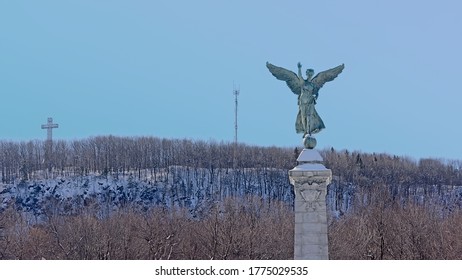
0 167 294 221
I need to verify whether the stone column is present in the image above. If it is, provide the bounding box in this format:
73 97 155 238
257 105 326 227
289 149 332 260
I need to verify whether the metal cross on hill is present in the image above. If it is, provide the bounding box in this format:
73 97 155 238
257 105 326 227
41 117 59 141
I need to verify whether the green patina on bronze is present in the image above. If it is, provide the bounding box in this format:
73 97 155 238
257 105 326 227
266 61 344 149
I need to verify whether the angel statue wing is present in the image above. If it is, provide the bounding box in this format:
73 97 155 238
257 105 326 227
266 62 303 95
311 64 345 90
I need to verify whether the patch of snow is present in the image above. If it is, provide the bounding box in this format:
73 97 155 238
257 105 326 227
292 163 328 171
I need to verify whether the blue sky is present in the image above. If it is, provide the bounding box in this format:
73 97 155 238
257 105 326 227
1 0 461 161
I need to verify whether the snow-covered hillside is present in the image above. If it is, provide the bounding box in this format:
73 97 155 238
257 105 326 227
0 166 294 221
2 165 462 222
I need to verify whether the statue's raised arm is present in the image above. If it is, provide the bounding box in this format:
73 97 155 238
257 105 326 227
266 62 303 95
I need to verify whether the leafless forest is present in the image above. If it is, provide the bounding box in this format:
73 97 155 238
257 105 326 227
1 136 462 259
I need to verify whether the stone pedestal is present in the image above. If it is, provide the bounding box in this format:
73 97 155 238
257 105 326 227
289 149 332 260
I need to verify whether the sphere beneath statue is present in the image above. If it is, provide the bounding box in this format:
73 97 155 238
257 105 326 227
303 135 317 149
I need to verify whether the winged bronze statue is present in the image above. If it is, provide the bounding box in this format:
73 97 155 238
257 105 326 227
266 61 344 148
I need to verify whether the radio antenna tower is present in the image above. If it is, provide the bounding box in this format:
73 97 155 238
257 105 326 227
233 84 239 169
233 84 239 144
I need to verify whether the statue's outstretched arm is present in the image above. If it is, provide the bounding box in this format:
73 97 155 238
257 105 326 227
297 62 303 79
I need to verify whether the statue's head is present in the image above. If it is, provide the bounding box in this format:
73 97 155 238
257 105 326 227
306 69 314 79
